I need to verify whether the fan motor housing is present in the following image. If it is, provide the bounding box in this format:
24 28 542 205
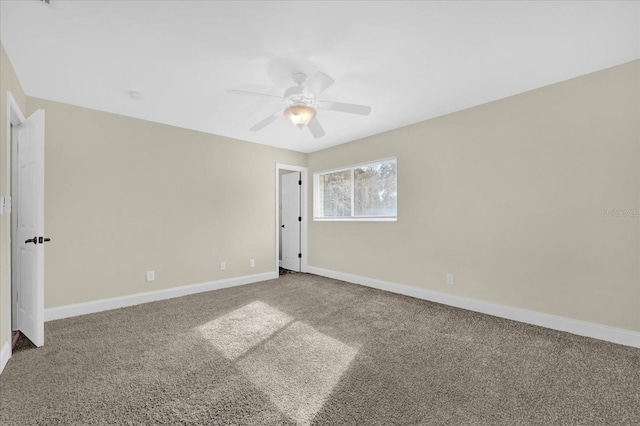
284 86 313 106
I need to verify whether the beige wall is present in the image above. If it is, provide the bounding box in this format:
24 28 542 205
308 60 640 332
25 97 305 308
0 43 27 353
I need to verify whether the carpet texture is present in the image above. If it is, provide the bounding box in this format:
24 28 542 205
1 273 639 425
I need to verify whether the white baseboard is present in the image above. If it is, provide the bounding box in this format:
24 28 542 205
306 266 640 349
0 340 11 375
45 271 278 322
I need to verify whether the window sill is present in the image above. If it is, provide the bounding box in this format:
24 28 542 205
313 217 397 222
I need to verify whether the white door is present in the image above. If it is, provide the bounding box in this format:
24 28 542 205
13 109 45 347
281 172 301 271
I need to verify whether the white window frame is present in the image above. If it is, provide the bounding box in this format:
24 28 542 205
313 157 397 222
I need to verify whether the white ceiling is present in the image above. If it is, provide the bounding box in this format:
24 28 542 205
1 1 638 153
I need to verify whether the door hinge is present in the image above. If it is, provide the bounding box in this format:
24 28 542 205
298 253 302 259
298 216 302 222
0 196 11 215
298 180 302 185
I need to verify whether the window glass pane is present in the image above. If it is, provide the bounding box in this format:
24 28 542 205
354 162 397 216
319 170 352 217
314 158 397 220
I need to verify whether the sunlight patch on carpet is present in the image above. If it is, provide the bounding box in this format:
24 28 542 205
196 301 293 360
196 301 359 424
238 321 358 425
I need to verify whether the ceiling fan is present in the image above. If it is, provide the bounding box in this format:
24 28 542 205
230 71 371 138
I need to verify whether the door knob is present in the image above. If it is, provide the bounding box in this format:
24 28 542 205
24 236 51 244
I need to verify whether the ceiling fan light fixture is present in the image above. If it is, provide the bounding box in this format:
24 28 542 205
284 104 316 128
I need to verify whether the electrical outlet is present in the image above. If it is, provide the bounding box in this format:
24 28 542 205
446 273 454 285
249 259 255 268
220 262 226 271
146 271 155 282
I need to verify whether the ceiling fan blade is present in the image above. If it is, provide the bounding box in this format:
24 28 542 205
303 71 335 98
307 117 325 138
250 109 282 131
317 100 371 116
229 89 283 100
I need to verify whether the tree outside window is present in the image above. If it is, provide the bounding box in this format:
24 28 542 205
314 159 397 221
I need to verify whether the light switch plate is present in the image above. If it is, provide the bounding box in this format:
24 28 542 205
0 196 11 215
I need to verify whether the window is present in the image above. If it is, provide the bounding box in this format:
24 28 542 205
314 158 397 221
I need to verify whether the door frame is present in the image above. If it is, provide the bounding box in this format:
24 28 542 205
275 163 308 274
2 92 26 371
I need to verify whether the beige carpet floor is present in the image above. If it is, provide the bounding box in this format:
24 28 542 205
1 273 639 425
